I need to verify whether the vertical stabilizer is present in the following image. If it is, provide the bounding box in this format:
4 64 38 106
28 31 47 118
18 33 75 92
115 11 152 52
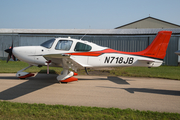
141 31 172 59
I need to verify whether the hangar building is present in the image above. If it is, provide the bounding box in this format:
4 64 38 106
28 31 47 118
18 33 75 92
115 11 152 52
0 17 180 66
115 17 180 29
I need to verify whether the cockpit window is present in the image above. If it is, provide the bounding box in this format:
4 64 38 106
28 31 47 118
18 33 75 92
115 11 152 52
55 40 73 50
40 39 55 49
74 42 92 51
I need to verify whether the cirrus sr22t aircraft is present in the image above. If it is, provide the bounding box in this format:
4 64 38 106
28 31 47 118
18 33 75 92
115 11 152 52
5 31 172 83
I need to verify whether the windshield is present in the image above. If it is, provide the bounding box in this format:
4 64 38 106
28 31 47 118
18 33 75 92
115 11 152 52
40 39 55 49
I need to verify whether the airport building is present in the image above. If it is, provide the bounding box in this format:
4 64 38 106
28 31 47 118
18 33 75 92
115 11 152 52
0 17 180 65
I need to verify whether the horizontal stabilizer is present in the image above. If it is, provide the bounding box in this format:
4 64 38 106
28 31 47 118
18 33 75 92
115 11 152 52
137 59 155 63
132 58 163 67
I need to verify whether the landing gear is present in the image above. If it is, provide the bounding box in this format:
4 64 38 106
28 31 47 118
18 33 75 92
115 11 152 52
16 65 34 79
57 68 78 83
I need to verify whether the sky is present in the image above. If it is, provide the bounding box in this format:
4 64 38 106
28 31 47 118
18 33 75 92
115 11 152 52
0 0 180 29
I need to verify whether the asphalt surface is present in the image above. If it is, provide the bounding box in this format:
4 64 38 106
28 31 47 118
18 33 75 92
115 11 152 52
0 73 180 113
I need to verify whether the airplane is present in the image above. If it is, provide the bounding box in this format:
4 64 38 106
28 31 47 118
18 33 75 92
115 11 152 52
4 31 172 83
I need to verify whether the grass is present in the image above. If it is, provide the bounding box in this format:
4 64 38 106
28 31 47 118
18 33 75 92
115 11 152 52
0 60 63 74
110 66 180 80
1 60 180 80
0 101 179 120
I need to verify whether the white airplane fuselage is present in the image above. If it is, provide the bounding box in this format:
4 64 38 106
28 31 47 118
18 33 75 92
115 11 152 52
13 38 162 68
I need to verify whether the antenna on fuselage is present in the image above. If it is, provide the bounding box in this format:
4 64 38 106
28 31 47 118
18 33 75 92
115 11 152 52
80 33 87 40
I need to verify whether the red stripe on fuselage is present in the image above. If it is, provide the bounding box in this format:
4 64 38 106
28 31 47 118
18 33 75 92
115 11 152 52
66 48 145 57
67 51 102 56
66 48 156 57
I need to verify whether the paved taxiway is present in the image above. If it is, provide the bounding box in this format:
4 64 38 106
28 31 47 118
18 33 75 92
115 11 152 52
0 73 180 113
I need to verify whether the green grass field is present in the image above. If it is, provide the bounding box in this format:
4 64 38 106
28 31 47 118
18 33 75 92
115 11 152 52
0 60 63 74
0 101 179 120
110 66 180 80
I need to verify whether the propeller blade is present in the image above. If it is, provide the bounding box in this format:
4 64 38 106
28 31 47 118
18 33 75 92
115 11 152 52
4 40 16 63
12 55 16 61
7 54 11 63
11 41 13 49
4 48 12 53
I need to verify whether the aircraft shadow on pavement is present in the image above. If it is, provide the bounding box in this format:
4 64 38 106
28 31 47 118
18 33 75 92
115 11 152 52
0 76 18 80
78 76 130 85
107 76 130 85
122 88 180 96
0 73 58 100
78 77 107 80
97 86 180 96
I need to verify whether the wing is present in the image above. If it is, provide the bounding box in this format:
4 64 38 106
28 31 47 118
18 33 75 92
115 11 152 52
43 54 84 71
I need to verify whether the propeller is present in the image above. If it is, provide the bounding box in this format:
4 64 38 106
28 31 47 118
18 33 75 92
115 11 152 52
4 41 16 63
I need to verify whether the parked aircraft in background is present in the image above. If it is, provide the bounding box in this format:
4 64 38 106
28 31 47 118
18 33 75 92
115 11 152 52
5 31 172 83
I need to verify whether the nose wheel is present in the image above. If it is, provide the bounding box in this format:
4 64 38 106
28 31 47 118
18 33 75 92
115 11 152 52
16 65 34 79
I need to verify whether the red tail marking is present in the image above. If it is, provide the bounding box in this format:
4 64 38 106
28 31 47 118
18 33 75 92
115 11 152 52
119 31 172 59
140 31 172 59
